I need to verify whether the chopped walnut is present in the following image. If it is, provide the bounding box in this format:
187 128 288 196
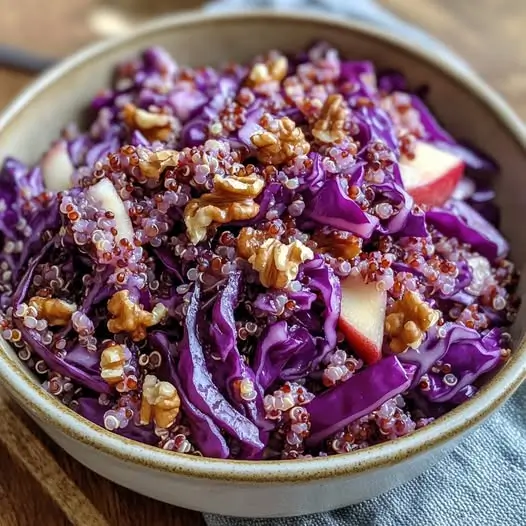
100 344 126 385
139 374 180 429
184 173 265 244
237 226 269 260
312 230 363 260
385 291 440 353
107 290 168 341
248 238 314 289
312 94 348 144
251 115 310 165
246 55 288 87
136 147 180 180
122 103 178 142
28 296 77 326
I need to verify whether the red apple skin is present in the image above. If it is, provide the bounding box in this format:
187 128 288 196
338 317 382 365
338 277 386 365
407 160 464 207
400 142 465 207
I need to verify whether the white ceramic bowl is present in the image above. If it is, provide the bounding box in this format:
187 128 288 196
0 10 525 518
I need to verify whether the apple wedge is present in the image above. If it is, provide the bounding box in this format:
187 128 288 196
400 141 464 207
42 140 74 192
86 178 134 242
338 276 386 365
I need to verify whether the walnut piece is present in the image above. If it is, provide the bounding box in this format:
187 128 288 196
312 94 348 144
139 374 180 429
385 291 440 353
247 237 314 289
107 290 168 341
184 173 265 244
246 55 288 87
122 103 178 142
312 230 363 260
100 344 127 385
237 226 269 260
251 115 310 165
136 147 180 180
28 296 77 326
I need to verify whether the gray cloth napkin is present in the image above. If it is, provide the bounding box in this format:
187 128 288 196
203 1 526 525
205 386 525 525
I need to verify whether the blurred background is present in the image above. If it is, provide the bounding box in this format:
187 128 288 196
0 0 525 117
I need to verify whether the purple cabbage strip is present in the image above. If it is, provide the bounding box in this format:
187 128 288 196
0 158 60 279
398 323 481 389
149 331 230 459
353 104 399 153
77 398 158 445
210 271 242 362
153 247 184 282
302 256 341 358
252 321 317 392
63 342 101 375
54 267 113 344
209 272 270 444
372 182 427 237
306 355 411 445
11 242 111 394
421 327 503 404
378 70 408 93
427 200 508 261
254 289 316 316
85 137 120 168
399 322 504 404
17 198 61 276
340 61 378 99
392 257 471 300
177 283 264 458
305 177 379 238
297 152 326 196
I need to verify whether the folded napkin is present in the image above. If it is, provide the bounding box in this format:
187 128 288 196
203 1 526 525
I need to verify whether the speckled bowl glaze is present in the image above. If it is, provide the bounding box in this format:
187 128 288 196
0 10 525 519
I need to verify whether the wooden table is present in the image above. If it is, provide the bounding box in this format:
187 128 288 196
0 1 524 524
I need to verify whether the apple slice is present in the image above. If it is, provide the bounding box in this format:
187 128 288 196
400 141 464 207
42 140 74 192
86 178 134 242
338 276 386 365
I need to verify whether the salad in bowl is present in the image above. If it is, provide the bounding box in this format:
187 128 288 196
0 42 518 461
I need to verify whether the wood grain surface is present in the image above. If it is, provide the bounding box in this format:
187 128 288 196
0 1 524 525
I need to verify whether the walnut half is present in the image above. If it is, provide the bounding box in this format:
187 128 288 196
312 229 363 260
122 103 178 143
100 344 127 385
139 374 180 429
136 147 180 181
107 290 168 341
238 230 314 289
246 55 288 87
184 173 265 244
385 291 440 353
251 115 310 165
28 296 77 326
312 94 349 144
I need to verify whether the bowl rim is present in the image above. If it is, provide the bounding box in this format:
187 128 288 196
0 9 525 483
